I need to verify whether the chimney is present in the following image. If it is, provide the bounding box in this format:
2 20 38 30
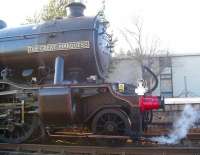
67 2 86 17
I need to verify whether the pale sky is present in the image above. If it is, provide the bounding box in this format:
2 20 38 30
0 0 200 54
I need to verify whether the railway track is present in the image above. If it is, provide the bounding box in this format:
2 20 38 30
46 127 200 144
0 143 200 155
0 126 200 155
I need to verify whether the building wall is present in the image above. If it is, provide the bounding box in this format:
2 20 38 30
152 55 200 97
172 55 200 97
111 55 200 97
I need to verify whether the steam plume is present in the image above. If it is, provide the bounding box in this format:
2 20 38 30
106 58 142 85
151 105 200 144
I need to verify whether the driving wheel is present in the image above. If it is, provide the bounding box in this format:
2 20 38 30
92 108 131 145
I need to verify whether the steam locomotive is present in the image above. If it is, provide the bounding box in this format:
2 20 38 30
0 2 163 144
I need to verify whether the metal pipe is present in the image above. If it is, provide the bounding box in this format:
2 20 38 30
54 56 64 85
21 100 25 124
165 97 200 105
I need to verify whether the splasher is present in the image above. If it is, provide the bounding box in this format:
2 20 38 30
151 105 200 144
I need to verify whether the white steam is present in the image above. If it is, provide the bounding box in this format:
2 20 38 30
106 58 142 85
151 105 200 144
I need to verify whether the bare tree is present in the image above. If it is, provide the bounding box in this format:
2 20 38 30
117 18 170 92
120 18 170 75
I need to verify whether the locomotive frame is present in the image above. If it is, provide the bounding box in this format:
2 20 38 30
0 2 163 144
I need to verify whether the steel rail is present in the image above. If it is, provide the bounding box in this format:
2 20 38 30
0 143 200 155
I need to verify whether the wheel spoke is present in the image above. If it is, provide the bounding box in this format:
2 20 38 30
92 109 131 146
8 133 13 141
99 117 106 123
117 120 124 126
106 114 111 121
118 128 125 132
21 126 26 136
0 115 38 143
113 115 118 122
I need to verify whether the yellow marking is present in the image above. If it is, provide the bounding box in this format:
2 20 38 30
118 83 125 93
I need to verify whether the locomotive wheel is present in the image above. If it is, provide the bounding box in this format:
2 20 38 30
91 109 131 145
0 115 39 143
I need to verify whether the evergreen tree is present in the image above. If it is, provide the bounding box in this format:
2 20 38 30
25 0 69 24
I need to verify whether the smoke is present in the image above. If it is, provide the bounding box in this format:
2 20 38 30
151 105 200 144
106 58 142 85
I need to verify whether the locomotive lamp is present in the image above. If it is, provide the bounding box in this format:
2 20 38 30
135 80 148 96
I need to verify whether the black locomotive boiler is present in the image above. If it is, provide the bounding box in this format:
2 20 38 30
0 2 163 144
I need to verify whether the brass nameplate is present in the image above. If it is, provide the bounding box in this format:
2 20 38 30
28 41 90 53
